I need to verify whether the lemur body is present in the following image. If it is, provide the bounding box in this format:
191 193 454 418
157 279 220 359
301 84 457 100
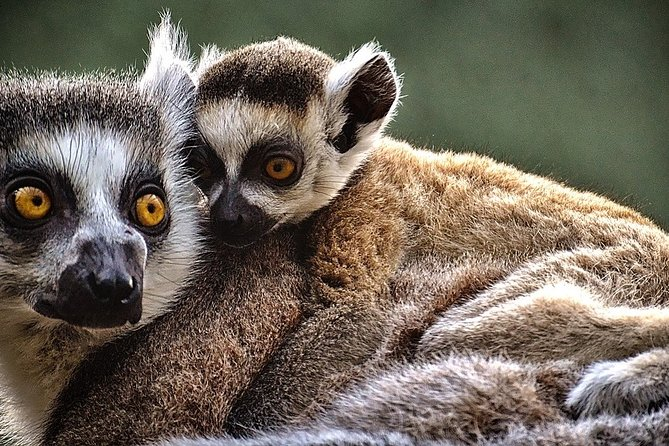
191 38 669 430
45 33 669 444
226 137 669 433
0 20 201 444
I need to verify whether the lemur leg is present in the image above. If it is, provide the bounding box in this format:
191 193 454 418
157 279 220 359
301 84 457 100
566 347 669 418
419 242 669 364
225 304 386 435
308 197 409 305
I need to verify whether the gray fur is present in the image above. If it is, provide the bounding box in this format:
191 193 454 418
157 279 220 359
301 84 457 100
0 16 200 444
567 347 669 418
41 27 669 446
158 430 417 446
156 353 669 446
158 354 669 446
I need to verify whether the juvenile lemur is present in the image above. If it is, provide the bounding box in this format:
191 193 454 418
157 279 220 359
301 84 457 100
46 31 669 444
190 36 669 426
0 20 202 444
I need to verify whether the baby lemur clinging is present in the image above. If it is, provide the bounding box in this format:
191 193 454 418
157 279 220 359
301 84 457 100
45 30 669 445
192 36 669 428
193 37 669 348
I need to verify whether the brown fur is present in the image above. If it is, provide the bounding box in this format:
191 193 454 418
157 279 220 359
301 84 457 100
309 137 655 304
225 254 509 434
43 38 669 445
311 138 669 361
44 229 306 445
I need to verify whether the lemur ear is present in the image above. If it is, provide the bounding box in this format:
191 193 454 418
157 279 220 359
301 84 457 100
139 13 195 112
194 44 226 82
326 43 400 154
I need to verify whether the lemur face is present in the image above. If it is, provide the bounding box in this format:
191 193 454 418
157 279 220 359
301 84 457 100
0 22 200 328
192 38 400 247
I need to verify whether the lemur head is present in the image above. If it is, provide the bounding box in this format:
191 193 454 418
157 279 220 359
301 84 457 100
193 38 400 247
0 18 200 328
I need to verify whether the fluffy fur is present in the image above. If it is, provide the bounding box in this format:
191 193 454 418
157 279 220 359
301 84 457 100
157 354 669 446
43 35 669 446
44 228 307 445
158 407 669 446
0 17 200 444
566 347 669 417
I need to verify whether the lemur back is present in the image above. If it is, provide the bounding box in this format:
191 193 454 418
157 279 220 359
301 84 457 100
0 17 201 444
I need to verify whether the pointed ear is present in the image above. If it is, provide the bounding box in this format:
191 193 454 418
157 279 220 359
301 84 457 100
139 12 195 113
325 43 400 154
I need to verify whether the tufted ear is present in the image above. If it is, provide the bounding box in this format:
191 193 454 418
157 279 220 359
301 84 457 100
139 12 195 114
325 43 400 155
194 43 226 82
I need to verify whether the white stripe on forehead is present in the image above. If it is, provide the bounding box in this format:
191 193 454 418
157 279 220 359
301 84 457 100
17 124 131 218
197 98 305 181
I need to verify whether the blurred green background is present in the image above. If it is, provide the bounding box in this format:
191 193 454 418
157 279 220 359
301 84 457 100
1 1 667 228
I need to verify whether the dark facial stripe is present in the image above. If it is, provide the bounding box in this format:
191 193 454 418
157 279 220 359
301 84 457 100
197 38 334 114
0 74 161 151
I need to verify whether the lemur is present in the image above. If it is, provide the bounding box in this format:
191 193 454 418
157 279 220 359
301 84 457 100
0 19 202 444
44 32 669 445
189 37 669 430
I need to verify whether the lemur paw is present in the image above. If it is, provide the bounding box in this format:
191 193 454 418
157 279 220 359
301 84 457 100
566 348 669 418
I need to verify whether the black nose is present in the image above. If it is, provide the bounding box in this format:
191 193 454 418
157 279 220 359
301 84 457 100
217 205 262 235
38 239 144 328
210 196 276 248
87 269 137 305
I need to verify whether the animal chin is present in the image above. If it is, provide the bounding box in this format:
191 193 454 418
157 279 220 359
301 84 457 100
213 218 279 249
32 295 142 329
217 228 271 249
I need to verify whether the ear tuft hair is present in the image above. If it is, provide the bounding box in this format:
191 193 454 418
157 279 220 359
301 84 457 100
326 43 401 154
139 12 197 146
140 12 195 107
194 44 226 82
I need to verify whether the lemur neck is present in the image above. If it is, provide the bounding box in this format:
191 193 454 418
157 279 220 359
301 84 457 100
0 306 115 443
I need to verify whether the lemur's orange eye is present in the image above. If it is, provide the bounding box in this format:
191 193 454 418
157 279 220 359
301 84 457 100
264 157 296 181
13 186 51 220
135 194 166 228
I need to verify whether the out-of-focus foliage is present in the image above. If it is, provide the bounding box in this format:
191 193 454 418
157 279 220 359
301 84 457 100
1 0 667 227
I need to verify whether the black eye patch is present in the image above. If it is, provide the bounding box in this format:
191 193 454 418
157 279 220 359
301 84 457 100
0 164 78 245
240 137 304 188
186 143 226 194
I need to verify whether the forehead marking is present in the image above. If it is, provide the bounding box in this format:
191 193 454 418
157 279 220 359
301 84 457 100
197 39 334 113
197 99 311 178
17 124 129 201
